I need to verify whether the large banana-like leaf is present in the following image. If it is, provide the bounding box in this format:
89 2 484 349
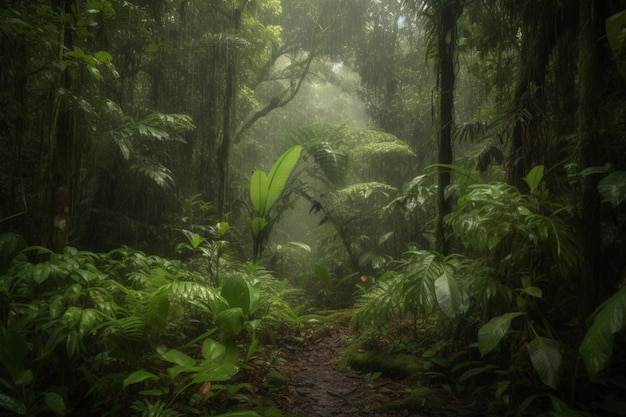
250 170 269 216
250 145 302 218
265 145 302 214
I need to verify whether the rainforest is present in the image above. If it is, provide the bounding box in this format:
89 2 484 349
1 1 626 416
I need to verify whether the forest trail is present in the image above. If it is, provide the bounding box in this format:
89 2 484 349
264 319 430 417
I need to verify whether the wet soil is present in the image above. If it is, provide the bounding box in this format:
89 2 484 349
264 323 428 417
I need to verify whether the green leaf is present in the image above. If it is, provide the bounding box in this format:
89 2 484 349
598 171 626 207
95 50 112 65
580 163 612 177
65 331 79 358
434 269 468 318
524 165 544 193
77 308 102 337
0 232 26 274
221 275 258 316
13 369 33 386
521 286 543 298
378 232 394 246
495 380 510 399
251 217 268 238
265 145 302 210
478 312 525 356
31 262 58 284
190 363 239 383
201 338 226 362
87 65 101 81
286 241 311 252
162 349 195 367
43 392 67 417
249 145 301 218
528 337 561 389
0 392 26 415
250 171 269 216
579 286 626 376
216 308 245 336
123 370 159 388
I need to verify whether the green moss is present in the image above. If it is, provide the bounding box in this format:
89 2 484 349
266 369 289 386
344 347 422 379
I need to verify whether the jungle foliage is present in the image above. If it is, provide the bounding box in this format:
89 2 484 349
2 0 626 416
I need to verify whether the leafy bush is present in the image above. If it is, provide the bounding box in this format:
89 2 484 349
0 233 296 416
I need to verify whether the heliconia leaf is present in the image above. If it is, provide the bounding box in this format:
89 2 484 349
250 146 301 218
250 170 268 216
528 337 561 389
122 370 159 388
265 145 302 211
478 312 525 356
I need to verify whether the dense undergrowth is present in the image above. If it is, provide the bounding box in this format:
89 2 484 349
0 231 304 417
2 166 626 417
349 166 626 416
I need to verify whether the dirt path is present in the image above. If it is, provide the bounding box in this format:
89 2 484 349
266 323 427 417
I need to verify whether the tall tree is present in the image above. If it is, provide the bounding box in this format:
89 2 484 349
434 0 461 254
504 1 571 187
576 0 600 325
50 0 75 252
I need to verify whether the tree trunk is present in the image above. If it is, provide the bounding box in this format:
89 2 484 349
434 0 460 255
217 8 241 217
505 1 568 188
50 0 74 252
576 0 600 330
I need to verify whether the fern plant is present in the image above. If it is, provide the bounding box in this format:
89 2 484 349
352 250 470 332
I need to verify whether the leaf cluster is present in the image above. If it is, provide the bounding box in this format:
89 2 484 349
0 232 296 416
